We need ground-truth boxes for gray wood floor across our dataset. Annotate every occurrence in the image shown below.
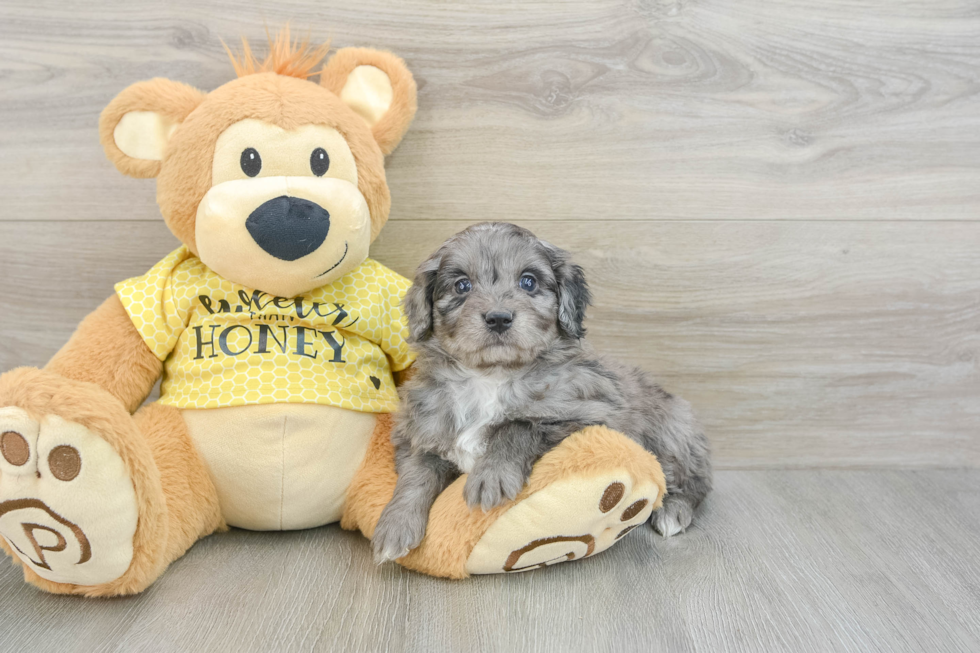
[2,470,978,653]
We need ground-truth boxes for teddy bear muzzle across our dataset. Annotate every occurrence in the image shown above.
[194,175,371,297]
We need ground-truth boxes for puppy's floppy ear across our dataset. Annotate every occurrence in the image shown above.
[542,240,592,339]
[402,251,442,343]
[320,47,417,156]
[99,78,206,178]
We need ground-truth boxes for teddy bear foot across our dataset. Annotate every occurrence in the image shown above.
[0,406,139,587]
[0,367,210,596]
[465,470,659,574]
[388,425,667,578]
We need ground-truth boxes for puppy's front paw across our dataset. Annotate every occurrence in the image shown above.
[464,464,526,512]
[651,496,694,538]
[372,507,427,564]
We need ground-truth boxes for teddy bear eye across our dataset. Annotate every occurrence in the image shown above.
[310,148,330,176]
[240,148,262,177]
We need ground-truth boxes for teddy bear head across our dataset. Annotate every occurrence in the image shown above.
[99,30,417,298]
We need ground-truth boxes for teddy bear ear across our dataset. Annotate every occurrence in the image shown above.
[320,48,417,156]
[99,78,207,178]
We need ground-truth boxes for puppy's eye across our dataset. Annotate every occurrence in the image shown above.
[310,147,330,176]
[455,278,472,294]
[240,148,262,177]
[519,274,537,292]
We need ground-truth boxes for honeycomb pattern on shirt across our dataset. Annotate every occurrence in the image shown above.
[115,247,415,412]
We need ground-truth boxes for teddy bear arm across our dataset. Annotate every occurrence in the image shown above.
[392,363,416,387]
[45,294,162,413]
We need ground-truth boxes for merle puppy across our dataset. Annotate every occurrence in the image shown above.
[373,222,712,563]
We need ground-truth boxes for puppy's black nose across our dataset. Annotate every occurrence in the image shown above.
[485,310,513,334]
[246,196,330,261]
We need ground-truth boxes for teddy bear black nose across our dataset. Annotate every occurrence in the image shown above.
[245,196,330,261]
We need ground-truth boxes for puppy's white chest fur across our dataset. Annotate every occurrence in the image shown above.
[446,370,510,473]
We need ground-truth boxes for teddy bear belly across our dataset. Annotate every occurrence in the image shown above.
[181,403,377,531]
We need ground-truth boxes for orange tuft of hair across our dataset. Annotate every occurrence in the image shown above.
[222,26,330,80]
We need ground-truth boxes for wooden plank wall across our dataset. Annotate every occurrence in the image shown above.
[1,0,977,468]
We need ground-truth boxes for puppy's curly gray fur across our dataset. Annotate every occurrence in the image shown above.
[373,222,713,563]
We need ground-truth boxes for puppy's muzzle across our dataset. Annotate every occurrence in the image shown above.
[246,196,330,261]
[485,310,513,334]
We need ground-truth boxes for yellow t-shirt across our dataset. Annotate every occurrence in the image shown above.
[115,247,415,412]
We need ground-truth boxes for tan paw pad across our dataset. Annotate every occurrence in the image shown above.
[0,407,40,476]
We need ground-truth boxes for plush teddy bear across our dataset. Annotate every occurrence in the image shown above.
[0,30,666,596]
